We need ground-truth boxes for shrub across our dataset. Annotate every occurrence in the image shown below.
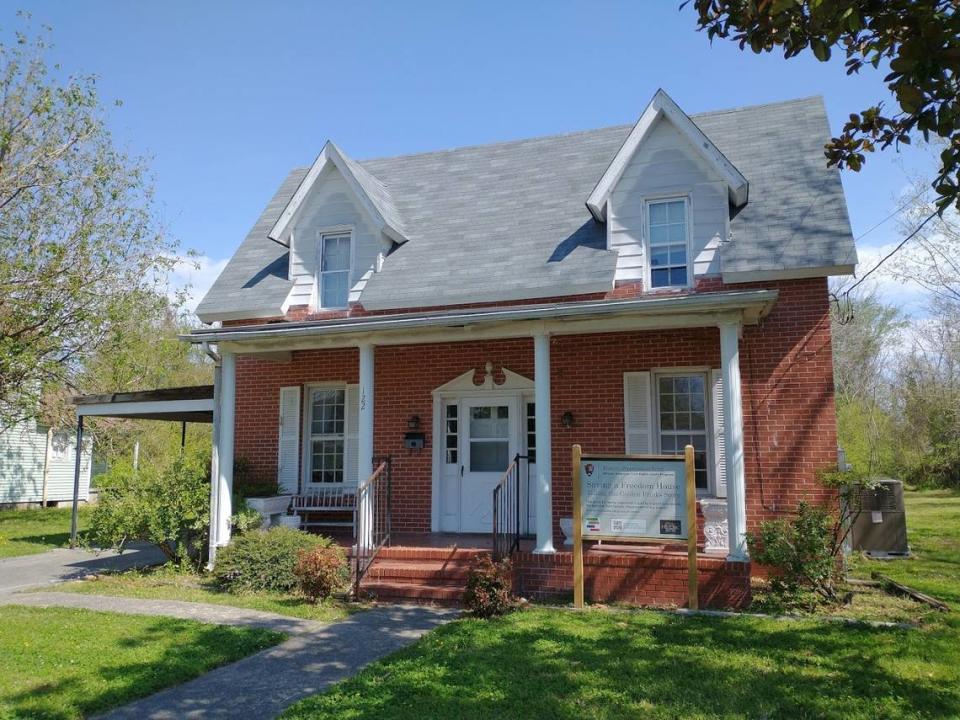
[230,495,263,534]
[213,527,321,593]
[903,444,960,489]
[88,450,210,569]
[233,456,282,498]
[294,540,350,602]
[747,502,839,608]
[463,556,516,618]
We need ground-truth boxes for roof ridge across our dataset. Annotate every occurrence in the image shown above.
[351,96,823,166]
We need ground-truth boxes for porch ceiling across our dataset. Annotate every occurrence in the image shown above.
[184,289,779,354]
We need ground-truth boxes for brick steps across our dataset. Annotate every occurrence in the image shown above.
[357,546,490,604]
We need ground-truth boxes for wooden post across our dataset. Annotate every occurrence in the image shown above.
[572,444,584,609]
[685,444,699,610]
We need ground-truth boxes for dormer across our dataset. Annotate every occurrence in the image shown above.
[267,142,405,313]
[587,90,749,290]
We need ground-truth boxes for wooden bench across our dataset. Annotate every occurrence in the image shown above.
[293,486,356,531]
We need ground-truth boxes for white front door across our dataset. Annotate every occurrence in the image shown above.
[459,397,518,533]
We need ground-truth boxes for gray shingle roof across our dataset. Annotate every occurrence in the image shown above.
[196,96,855,322]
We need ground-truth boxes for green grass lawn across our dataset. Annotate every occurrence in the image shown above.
[55,565,353,623]
[0,605,283,720]
[0,506,90,559]
[282,489,960,720]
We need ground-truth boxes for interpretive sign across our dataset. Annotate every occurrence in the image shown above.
[571,445,698,610]
[579,457,688,540]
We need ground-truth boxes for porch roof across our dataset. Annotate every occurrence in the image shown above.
[72,385,215,422]
[184,289,778,350]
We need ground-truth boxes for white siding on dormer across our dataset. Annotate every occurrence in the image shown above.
[608,117,728,284]
[287,165,392,309]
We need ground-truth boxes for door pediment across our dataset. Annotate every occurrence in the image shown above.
[433,363,534,394]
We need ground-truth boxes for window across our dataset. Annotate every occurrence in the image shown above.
[655,373,709,490]
[445,403,458,464]
[469,405,510,472]
[309,388,345,483]
[647,199,689,288]
[318,232,351,308]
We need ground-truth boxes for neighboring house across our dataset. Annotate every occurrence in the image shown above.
[189,91,855,608]
[0,420,92,507]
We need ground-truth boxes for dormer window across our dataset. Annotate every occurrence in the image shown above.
[318,231,352,308]
[647,198,690,289]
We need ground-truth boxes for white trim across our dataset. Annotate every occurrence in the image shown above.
[76,398,214,417]
[587,89,749,221]
[721,264,857,283]
[268,142,406,246]
[643,195,693,291]
[190,290,778,348]
[431,366,535,395]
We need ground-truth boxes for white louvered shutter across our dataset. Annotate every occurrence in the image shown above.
[344,385,360,485]
[711,370,727,498]
[277,386,301,494]
[623,372,653,454]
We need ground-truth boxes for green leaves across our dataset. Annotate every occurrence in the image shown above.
[687,0,960,211]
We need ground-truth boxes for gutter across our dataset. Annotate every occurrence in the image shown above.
[182,289,779,345]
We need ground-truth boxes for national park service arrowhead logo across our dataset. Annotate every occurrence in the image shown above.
[584,463,594,477]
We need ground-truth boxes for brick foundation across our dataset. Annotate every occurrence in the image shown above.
[513,548,751,609]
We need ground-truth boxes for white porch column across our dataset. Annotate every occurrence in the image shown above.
[207,361,222,566]
[533,332,555,554]
[214,350,236,550]
[357,342,375,549]
[719,321,748,561]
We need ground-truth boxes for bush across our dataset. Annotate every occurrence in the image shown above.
[747,502,839,608]
[230,495,263,535]
[463,556,516,618]
[89,450,210,569]
[903,444,960,489]
[294,541,350,602]
[213,527,321,593]
[233,456,282,498]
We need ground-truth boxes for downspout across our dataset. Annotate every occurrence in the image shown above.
[202,341,222,568]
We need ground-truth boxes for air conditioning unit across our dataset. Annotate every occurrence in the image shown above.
[849,479,909,557]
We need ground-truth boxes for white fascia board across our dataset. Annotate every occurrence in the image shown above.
[77,398,215,418]
[184,290,779,349]
[267,142,406,246]
[722,264,856,283]
[196,306,285,324]
[587,89,749,221]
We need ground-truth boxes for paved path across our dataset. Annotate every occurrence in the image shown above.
[3,590,457,720]
[0,544,166,594]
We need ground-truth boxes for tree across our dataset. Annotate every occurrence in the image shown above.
[686,1,960,213]
[0,17,179,428]
[831,291,903,473]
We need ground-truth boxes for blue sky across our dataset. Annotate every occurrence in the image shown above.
[14,1,933,312]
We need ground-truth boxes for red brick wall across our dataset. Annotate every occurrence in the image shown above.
[232,277,837,543]
[513,550,751,609]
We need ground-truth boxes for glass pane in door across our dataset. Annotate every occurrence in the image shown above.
[469,405,509,472]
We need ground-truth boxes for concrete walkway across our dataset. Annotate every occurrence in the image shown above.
[0,544,166,594]
[2,590,456,720]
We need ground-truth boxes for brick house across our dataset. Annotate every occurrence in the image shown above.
[188,91,855,608]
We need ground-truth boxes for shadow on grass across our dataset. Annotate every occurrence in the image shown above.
[1,614,280,720]
[284,610,960,720]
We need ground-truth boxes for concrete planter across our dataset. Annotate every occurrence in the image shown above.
[277,514,301,529]
[246,495,292,527]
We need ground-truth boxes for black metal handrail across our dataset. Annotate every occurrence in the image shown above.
[353,456,392,598]
[492,453,526,561]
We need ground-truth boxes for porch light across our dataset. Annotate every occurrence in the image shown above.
[407,415,421,430]
[562,411,575,428]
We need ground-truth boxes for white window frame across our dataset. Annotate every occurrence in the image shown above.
[315,228,354,310]
[652,368,714,496]
[644,195,692,291]
[302,382,349,486]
